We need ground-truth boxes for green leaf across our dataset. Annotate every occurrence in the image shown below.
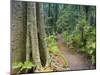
[12,62,23,69]
[91,43,95,48]
[89,50,93,55]
[22,61,36,69]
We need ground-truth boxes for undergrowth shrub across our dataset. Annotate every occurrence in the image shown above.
[45,35,59,54]
[61,18,96,65]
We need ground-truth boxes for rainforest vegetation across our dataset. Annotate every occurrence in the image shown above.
[11,1,96,74]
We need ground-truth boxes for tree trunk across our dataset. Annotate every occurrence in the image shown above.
[36,3,50,67]
[11,2,50,73]
[11,1,27,73]
[26,2,31,61]
[27,2,42,69]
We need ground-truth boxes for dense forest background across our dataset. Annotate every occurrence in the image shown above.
[11,1,96,74]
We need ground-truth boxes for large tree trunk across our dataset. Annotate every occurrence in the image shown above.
[36,3,50,67]
[26,2,31,61]
[11,1,27,73]
[11,1,50,73]
[27,2,42,69]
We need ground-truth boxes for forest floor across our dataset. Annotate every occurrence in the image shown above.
[50,34,95,72]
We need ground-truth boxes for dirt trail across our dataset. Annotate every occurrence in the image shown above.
[56,34,93,70]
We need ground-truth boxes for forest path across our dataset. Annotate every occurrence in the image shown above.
[56,34,92,70]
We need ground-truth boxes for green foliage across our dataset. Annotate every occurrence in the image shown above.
[44,3,96,67]
[56,13,69,32]
[12,61,36,73]
[78,18,96,64]
[61,15,96,65]
[56,5,80,33]
[22,61,36,69]
[12,62,23,69]
[45,35,59,54]
[62,31,81,48]
[84,27,96,64]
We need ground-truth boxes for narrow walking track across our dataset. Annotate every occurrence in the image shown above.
[56,34,93,70]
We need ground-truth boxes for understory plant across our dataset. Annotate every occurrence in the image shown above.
[12,61,36,73]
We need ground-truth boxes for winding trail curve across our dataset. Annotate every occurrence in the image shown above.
[56,34,94,70]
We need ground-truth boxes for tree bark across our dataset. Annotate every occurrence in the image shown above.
[26,2,31,61]
[36,3,50,67]
[11,2,50,73]
[11,1,27,73]
[27,2,42,69]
